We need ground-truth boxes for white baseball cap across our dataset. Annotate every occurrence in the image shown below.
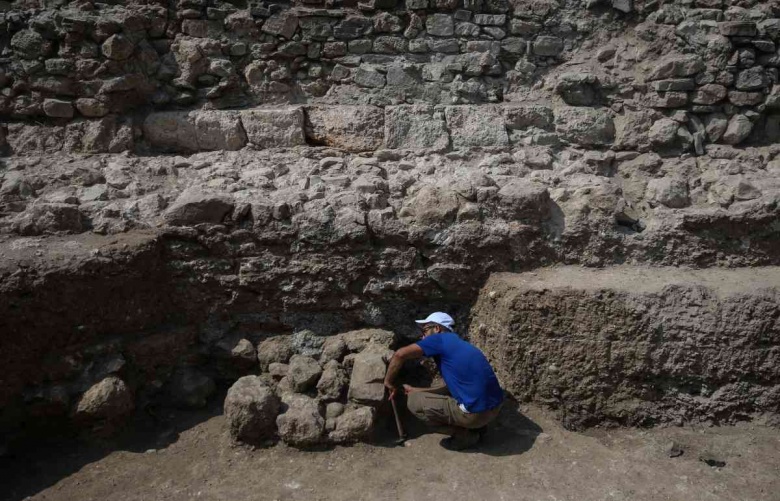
[415,312,454,330]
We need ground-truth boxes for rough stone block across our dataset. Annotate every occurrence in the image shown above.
[261,11,298,39]
[426,14,454,37]
[277,394,325,447]
[164,188,234,226]
[554,107,615,146]
[504,104,554,130]
[193,111,247,151]
[240,108,306,148]
[143,111,199,153]
[532,36,563,56]
[445,105,509,148]
[305,106,384,152]
[649,54,705,80]
[385,105,450,150]
[43,99,74,118]
[347,352,387,405]
[224,376,280,444]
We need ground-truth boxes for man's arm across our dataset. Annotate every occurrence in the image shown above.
[384,344,424,399]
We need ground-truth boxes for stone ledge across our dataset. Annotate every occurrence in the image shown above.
[6,105,572,155]
[470,266,780,429]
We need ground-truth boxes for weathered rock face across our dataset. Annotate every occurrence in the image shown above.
[224,376,280,445]
[470,267,780,430]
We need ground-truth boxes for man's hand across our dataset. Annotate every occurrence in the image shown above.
[403,384,417,395]
[385,382,396,400]
[384,344,424,402]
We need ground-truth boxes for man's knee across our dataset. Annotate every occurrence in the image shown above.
[407,392,426,419]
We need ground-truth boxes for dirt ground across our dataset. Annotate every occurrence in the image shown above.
[2,398,779,501]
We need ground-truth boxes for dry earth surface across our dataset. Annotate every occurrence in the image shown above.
[2,401,778,501]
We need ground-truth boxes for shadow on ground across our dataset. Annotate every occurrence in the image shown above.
[0,388,229,501]
[374,395,542,457]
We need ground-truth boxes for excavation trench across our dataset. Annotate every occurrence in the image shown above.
[2,228,778,455]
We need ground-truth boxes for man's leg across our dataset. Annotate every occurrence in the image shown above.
[407,392,503,449]
[406,391,461,436]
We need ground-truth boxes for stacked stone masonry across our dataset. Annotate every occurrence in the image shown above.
[2,1,780,152]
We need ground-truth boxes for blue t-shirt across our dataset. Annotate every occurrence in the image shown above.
[416,332,504,413]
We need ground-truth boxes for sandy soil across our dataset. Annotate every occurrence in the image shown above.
[2,399,778,501]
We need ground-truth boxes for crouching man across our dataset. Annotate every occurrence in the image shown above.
[384,312,504,450]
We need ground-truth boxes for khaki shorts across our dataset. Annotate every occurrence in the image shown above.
[406,386,502,436]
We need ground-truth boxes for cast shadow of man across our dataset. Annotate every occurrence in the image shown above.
[472,397,543,457]
[385,394,542,457]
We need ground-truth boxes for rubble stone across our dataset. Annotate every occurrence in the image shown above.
[276,394,325,447]
[224,376,280,444]
[75,376,134,422]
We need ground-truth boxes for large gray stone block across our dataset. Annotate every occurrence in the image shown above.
[384,105,449,150]
[142,111,199,153]
[240,108,306,148]
[305,106,384,152]
[445,105,509,148]
[554,107,615,146]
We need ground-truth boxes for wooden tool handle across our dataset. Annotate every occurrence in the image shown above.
[390,395,406,439]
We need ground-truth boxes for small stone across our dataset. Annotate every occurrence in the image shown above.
[647,177,690,208]
[473,14,506,26]
[257,335,294,371]
[666,441,684,458]
[728,91,764,106]
[736,67,768,91]
[691,84,727,105]
[75,98,109,118]
[261,11,298,39]
[426,14,455,37]
[722,114,753,145]
[101,34,135,60]
[719,21,756,37]
[532,36,564,57]
[317,360,348,401]
[649,118,680,147]
[43,99,74,118]
[354,66,386,88]
[163,188,234,226]
[649,54,705,80]
[288,355,322,393]
[75,376,134,423]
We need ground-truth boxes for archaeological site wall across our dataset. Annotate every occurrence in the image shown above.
[1,0,779,446]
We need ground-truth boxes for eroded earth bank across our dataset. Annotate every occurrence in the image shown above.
[1,0,780,498]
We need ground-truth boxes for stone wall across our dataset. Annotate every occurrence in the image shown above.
[2,1,780,154]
